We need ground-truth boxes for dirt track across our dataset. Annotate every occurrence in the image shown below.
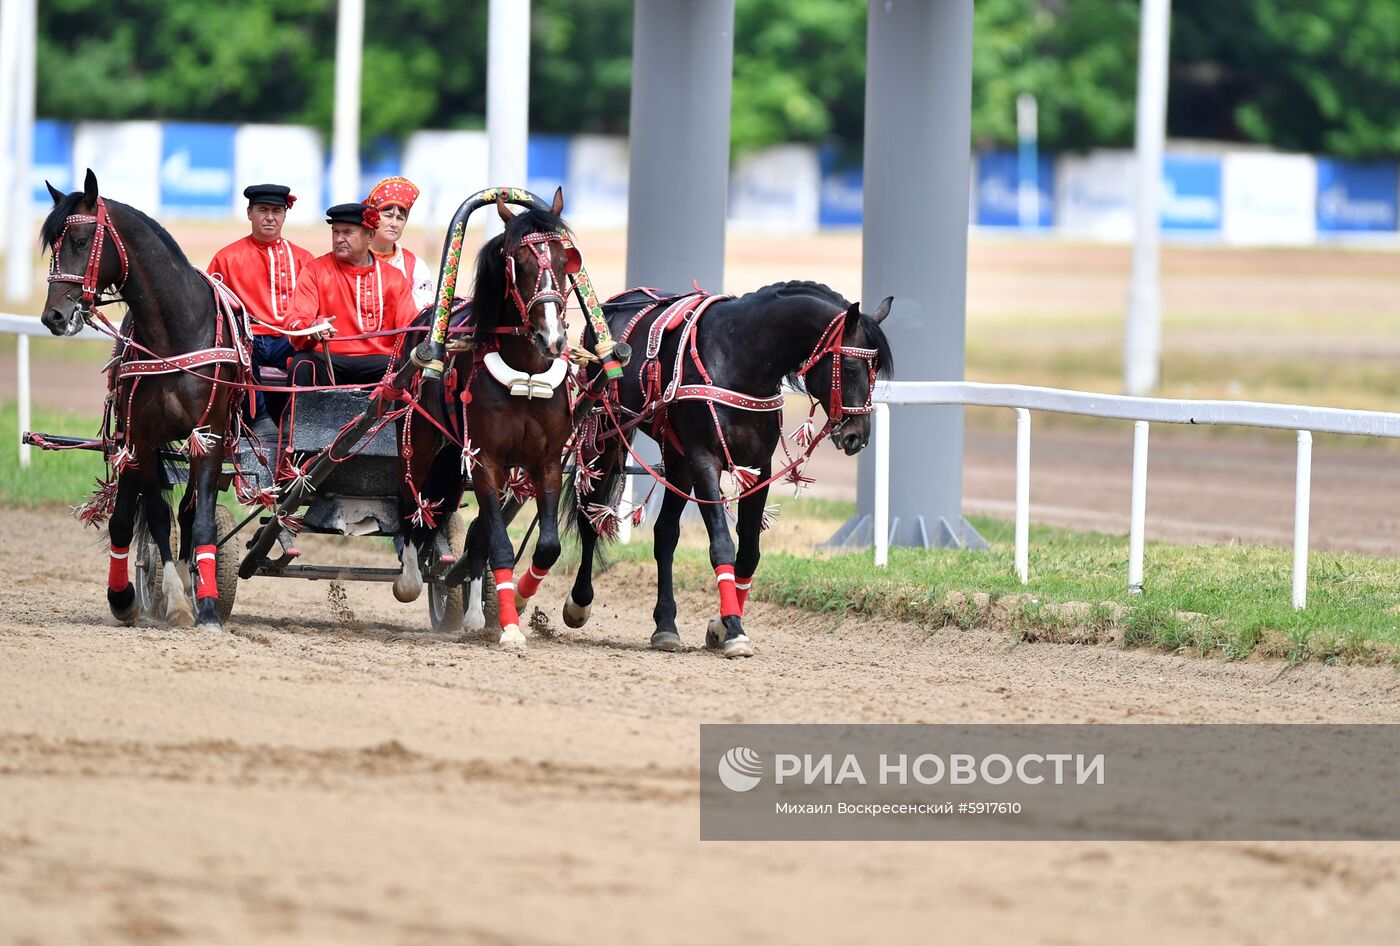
[3,503,1400,945]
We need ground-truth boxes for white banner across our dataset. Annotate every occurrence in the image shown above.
[233,125,324,222]
[1055,150,1135,240]
[402,130,490,230]
[1222,152,1317,245]
[71,122,162,212]
[565,135,630,228]
[728,144,821,233]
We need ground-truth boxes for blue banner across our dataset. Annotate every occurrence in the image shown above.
[975,150,1053,227]
[31,119,73,209]
[528,135,569,202]
[1316,158,1398,233]
[818,147,863,227]
[160,122,236,217]
[1161,154,1221,232]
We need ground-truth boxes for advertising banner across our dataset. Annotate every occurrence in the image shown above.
[1054,150,1134,239]
[402,130,490,229]
[974,150,1054,228]
[528,135,569,204]
[160,122,236,217]
[233,125,324,221]
[1316,158,1398,234]
[818,146,863,227]
[565,135,629,228]
[1160,153,1222,232]
[31,119,73,210]
[72,121,162,212]
[1222,152,1317,245]
[728,144,821,233]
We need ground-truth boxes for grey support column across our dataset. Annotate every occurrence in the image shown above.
[625,0,735,291]
[830,0,984,550]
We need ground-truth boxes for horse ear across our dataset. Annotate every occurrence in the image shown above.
[46,181,65,206]
[83,168,99,205]
[870,296,893,325]
[550,186,565,216]
[496,192,514,224]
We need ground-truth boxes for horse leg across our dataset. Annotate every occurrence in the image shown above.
[689,456,753,658]
[563,444,622,628]
[188,453,224,631]
[649,468,693,652]
[393,422,438,604]
[462,515,491,634]
[473,462,527,651]
[144,475,192,627]
[513,465,562,616]
[176,485,195,596]
[731,477,771,628]
[105,471,142,625]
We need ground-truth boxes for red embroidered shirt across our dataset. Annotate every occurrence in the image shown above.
[207,235,315,336]
[284,253,420,356]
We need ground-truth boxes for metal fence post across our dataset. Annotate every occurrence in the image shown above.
[873,403,890,567]
[17,332,30,467]
[1293,430,1312,609]
[1014,408,1030,583]
[1128,420,1150,593]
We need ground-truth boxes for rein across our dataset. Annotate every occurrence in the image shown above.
[48,197,130,312]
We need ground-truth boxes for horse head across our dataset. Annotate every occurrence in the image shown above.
[39,169,129,337]
[495,187,578,360]
[804,296,894,455]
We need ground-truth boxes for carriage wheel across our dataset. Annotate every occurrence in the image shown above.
[427,511,466,632]
[132,506,170,621]
[209,504,239,623]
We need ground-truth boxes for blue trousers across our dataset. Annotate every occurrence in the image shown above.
[251,335,295,419]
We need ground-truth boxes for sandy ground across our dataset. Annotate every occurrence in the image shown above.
[3,504,1400,945]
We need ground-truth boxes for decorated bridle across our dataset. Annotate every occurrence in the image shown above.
[794,309,879,426]
[502,230,581,328]
[47,197,130,313]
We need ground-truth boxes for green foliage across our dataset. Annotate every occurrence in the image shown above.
[33,0,1400,158]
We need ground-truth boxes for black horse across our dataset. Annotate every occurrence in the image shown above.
[40,170,243,631]
[567,281,892,657]
[395,190,579,651]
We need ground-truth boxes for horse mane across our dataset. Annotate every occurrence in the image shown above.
[742,280,894,390]
[469,205,569,337]
[39,191,192,267]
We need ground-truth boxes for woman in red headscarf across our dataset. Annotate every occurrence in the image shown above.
[365,176,436,310]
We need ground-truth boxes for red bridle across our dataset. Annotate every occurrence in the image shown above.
[47,197,130,312]
[502,230,580,325]
[794,309,879,424]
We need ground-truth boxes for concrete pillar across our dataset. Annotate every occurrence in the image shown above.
[832,0,984,550]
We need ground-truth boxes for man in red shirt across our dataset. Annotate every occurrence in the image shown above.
[283,202,421,393]
[208,184,314,439]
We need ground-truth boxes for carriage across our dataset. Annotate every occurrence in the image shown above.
[29,174,889,656]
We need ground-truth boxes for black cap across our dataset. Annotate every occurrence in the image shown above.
[325,202,377,228]
[243,184,295,208]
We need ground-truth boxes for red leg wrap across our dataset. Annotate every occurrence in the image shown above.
[195,545,219,599]
[108,544,130,593]
[494,567,519,626]
[715,563,740,618]
[735,574,753,616]
[517,563,550,600]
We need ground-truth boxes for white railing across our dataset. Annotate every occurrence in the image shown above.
[872,380,1400,610]
[1,312,107,468]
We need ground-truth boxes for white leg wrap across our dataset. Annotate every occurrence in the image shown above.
[464,577,486,632]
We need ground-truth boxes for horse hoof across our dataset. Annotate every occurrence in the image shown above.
[562,594,591,629]
[463,608,486,634]
[705,618,725,651]
[722,634,754,659]
[498,625,528,653]
[650,629,683,652]
[392,574,423,603]
[166,606,195,628]
[108,587,138,626]
[197,620,224,633]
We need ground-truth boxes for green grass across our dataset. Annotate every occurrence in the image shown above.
[1,403,108,507]
[602,508,1400,666]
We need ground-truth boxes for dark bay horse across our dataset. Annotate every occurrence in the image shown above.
[396,189,578,651]
[40,170,244,631]
[568,282,893,657]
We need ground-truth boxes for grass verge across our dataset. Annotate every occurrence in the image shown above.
[603,506,1400,666]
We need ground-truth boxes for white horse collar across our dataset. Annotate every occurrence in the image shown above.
[483,351,568,399]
